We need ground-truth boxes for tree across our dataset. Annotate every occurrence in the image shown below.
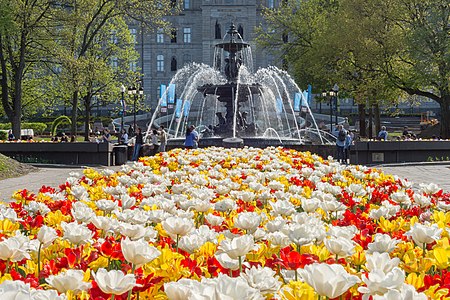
[383,0,450,138]
[0,0,55,138]
[259,0,450,138]
[49,0,176,138]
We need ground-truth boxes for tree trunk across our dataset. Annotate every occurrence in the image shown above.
[440,96,450,139]
[358,103,366,137]
[12,69,23,139]
[368,105,373,139]
[84,95,91,141]
[70,91,78,137]
[374,103,381,135]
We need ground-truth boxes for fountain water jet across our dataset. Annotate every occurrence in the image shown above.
[145,23,332,147]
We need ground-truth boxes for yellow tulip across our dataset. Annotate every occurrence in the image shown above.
[279,281,316,300]
[89,256,109,269]
[431,247,450,269]
[423,284,450,300]
[0,219,20,234]
[45,210,72,227]
[406,272,425,290]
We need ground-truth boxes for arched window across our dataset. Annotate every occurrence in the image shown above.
[238,25,244,39]
[171,57,177,71]
[157,55,164,72]
[171,28,177,43]
[215,20,221,39]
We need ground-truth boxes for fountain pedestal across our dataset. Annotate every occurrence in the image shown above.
[222,137,244,148]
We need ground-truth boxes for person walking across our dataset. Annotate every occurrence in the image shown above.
[159,125,167,152]
[184,125,199,149]
[344,130,353,165]
[132,127,143,161]
[333,124,347,164]
[378,126,388,141]
[149,129,160,156]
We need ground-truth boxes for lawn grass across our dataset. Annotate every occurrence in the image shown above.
[0,154,37,180]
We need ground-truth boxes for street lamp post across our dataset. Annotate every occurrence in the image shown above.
[322,84,339,132]
[120,85,126,132]
[332,84,339,126]
[127,84,144,136]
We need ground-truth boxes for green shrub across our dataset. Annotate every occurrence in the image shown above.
[0,131,7,140]
[51,116,72,136]
[0,122,47,134]
[22,122,47,135]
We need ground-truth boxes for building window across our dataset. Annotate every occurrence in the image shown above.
[157,55,164,72]
[171,57,177,71]
[238,25,244,39]
[215,20,221,39]
[171,28,177,43]
[130,61,137,72]
[184,0,190,9]
[156,28,164,43]
[183,27,191,43]
[110,30,117,44]
[111,57,118,68]
[129,28,137,44]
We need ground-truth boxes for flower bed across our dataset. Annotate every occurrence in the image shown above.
[0,146,449,299]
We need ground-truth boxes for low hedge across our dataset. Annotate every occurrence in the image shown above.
[0,123,48,135]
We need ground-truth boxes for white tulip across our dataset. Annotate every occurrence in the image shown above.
[405,223,442,248]
[219,235,255,259]
[365,252,400,273]
[234,212,261,233]
[324,236,355,258]
[37,225,58,248]
[71,202,95,223]
[0,235,31,262]
[179,234,207,254]
[92,268,140,295]
[46,269,91,294]
[367,233,400,254]
[205,213,224,226]
[162,216,194,237]
[240,266,282,295]
[96,199,119,212]
[298,263,360,298]
[121,237,160,267]
[215,252,241,270]
[358,267,405,298]
[61,222,93,245]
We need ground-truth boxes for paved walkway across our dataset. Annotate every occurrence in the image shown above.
[0,165,123,202]
[0,163,449,202]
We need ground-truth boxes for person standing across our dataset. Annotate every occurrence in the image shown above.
[7,130,15,141]
[184,125,199,149]
[344,131,353,165]
[102,129,111,143]
[119,129,128,145]
[149,129,160,156]
[378,126,388,141]
[132,127,143,161]
[159,125,167,152]
[333,124,347,164]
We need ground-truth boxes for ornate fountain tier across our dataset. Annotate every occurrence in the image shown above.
[215,41,250,53]
[197,83,261,102]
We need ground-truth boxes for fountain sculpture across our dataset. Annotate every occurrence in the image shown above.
[146,23,336,147]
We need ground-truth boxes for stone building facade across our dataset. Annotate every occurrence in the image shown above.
[129,0,279,109]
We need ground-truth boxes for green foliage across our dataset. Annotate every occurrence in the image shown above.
[0,131,6,140]
[50,116,72,136]
[0,122,46,134]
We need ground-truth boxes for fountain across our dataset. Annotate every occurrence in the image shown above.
[145,23,336,148]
